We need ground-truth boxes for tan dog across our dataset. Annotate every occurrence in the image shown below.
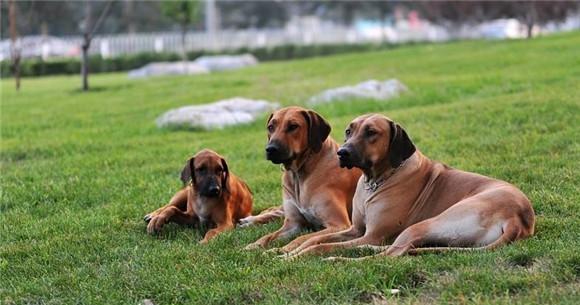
[284,114,535,259]
[244,107,362,252]
[144,149,253,243]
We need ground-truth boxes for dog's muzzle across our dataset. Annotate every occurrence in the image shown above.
[265,142,292,164]
[200,182,221,198]
[337,146,356,169]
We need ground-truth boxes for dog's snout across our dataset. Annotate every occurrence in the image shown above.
[265,144,279,154]
[265,141,291,164]
[337,145,356,169]
[208,185,221,196]
[337,147,350,157]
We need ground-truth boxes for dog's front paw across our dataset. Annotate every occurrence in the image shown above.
[146,215,167,234]
[262,247,283,255]
[143,209,163,223]
[237,216,256,228]
[244,242,263,250]
[278,253,297,261]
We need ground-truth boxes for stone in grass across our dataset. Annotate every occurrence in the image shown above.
[156,97,279,130]
[128,62,209,79]
[307,79,408,105]
[128,54,258,79]
[194,54,258,72]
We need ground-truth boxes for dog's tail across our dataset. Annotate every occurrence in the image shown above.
[238,205,284,227]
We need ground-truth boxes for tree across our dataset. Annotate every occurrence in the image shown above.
[514,1,579,39]
[374,1,394,44]
[8,0,21,91]
[0,1,174,37]
[79,0,114,91]
[217,0,288,29]
[161,0,200,61]
[415,1,580,39]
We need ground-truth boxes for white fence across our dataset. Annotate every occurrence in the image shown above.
[66,27,379,58]
[1,14,579,61]
[0,25,469,61]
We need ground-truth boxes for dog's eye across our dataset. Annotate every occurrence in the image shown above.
[366,129,377,137]
[287,124,299,132]
[345,129,351,137]
[267,125,275,132]
[196,167,206,173]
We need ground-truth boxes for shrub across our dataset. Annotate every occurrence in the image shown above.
[0,42,396,78]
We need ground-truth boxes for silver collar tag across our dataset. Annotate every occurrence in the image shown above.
[364,178,384,193]
[363,159,408,193]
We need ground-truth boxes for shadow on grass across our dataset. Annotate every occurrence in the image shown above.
[69,83,135,94]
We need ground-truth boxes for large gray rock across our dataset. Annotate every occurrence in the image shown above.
[307,79,408,105]
[128,54,258,79]
[128,62,209,79]
[194,54,258,72]
[156,97,279,130]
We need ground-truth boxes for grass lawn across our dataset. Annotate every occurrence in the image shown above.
[1,32,579,305]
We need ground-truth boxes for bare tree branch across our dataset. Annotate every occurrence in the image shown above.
[90,0,114,39]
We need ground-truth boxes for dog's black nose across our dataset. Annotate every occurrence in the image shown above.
[208,186,220,196]
[337,147,350,157]
[265,144,279,154]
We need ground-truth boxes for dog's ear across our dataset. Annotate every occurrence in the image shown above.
[266,113,273,125]
[388,121,416,168]
[180,157,195,185]
[220,157,230,192]
[301,110,331,153]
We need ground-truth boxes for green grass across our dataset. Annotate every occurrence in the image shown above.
[1,32,579,305]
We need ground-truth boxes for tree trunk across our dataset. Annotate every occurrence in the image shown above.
[181,22,187,61]
[79,0,113,91]
[124,0,136,34]
[8,0,21,91]
[525,2,537,39]
[380,5,388,44]
[81,1,92,91]
[526,22,533,39]
[342,2,354,27]
[81,34,91,91]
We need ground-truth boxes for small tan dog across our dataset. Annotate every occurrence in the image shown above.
[144,149,253,243]
[244,107,362,252]
[284,114,535,259]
